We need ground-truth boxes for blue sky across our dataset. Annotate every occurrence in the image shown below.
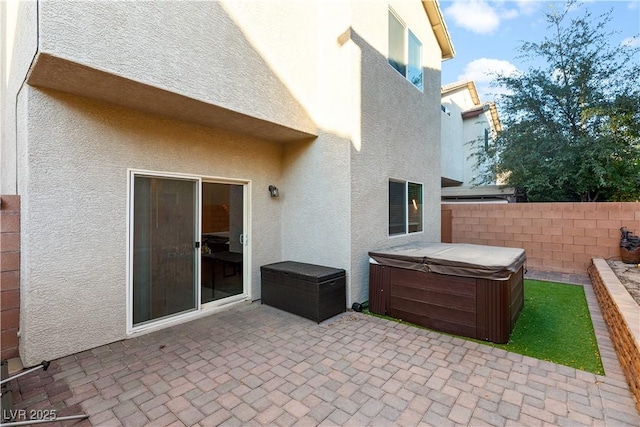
[439,0,640,101]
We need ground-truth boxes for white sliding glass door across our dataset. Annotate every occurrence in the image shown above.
[200,182,246,304]
[130,173,200,328]
[128,171,250,332]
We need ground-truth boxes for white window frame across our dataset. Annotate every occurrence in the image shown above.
[388,8,424,92]
[389,178,424,237]
[126,169,202,334]
[407,30,423,91]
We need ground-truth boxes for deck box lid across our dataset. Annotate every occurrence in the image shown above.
[369,242,525,280]
[261,261,345,282]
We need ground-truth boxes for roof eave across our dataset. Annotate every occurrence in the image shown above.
[488,102,502,132]
[422,0,456,61]
[441,81,480,105]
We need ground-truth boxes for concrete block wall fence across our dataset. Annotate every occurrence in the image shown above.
[1,195,20,360]
[442,202,640,274]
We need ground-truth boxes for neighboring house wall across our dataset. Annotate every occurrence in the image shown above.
[440,104,464,183]
[440,82,497,187]
[4,0,448,365]
[462,110,493,185]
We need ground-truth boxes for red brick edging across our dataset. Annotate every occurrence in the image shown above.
[588,258,640,412]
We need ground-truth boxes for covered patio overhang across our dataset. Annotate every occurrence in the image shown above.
[26,52,318,143]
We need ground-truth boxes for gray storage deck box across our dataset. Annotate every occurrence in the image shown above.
[260,261,346,323]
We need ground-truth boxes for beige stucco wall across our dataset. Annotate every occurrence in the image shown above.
[348,0,443,304]
[280,0,445,305]
[279,2,354,301]
[36,1,316,138]
[242,0,448,305]
[18,88,285,366]
[8,0,446,363]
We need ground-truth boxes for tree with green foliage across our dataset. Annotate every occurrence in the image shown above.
[473,1,640,202]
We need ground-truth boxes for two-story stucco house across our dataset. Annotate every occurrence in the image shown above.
[440,80,517,203]
[1,0,454,366]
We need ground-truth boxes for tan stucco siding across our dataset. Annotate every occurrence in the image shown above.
[18,88,285,366]
[281,135,352,301]
[349,0,443,305]
[279,1,354,303]
[12,0,447,363]
[36,0,317,138]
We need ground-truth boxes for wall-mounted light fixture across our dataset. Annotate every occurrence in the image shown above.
[268,185,279,198]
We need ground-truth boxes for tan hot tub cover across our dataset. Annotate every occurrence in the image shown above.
[369,242,526,281]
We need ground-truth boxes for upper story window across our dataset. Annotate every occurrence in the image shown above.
[388,10,423,91]
[389,179,423,236]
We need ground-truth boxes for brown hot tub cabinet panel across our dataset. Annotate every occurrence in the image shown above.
[369,243,525,344]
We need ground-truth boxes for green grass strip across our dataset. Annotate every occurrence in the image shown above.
[492,280,603,374]
[365,279,604,375]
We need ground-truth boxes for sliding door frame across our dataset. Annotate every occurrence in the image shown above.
[201,177,252,309]
[126,169,252,335]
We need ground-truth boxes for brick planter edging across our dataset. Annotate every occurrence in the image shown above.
[588,258,640,412]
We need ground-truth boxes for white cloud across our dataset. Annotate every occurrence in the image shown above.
[621,36,640,48]
[512,0,539,16]
[458,58,519,100]
[444,0,501,34]
[458,58,519,82]
[443,0,542,34]
[500,8,519,20]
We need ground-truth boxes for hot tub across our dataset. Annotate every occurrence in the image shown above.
[368,243,525,344]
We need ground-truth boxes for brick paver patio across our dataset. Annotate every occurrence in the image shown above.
[6,271,640,426]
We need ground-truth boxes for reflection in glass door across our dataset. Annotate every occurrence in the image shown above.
[200,182,244,304]
[132,175,199,327]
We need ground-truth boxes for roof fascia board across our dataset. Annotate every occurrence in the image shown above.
[441,80,480,105]
[422,0,455,61]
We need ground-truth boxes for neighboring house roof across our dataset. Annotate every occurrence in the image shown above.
[442,177,463,187]
[441,80,479,104]
[461,104,488,118]
[487,103,501,132]
[442,80,501,132]
[462,103,502,132]
[442,185,518,203]
[422,0,455,60]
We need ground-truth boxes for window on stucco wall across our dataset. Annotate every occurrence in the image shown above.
[484,128,490,150]
[388,9,423,91]
[389,179,423,236]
